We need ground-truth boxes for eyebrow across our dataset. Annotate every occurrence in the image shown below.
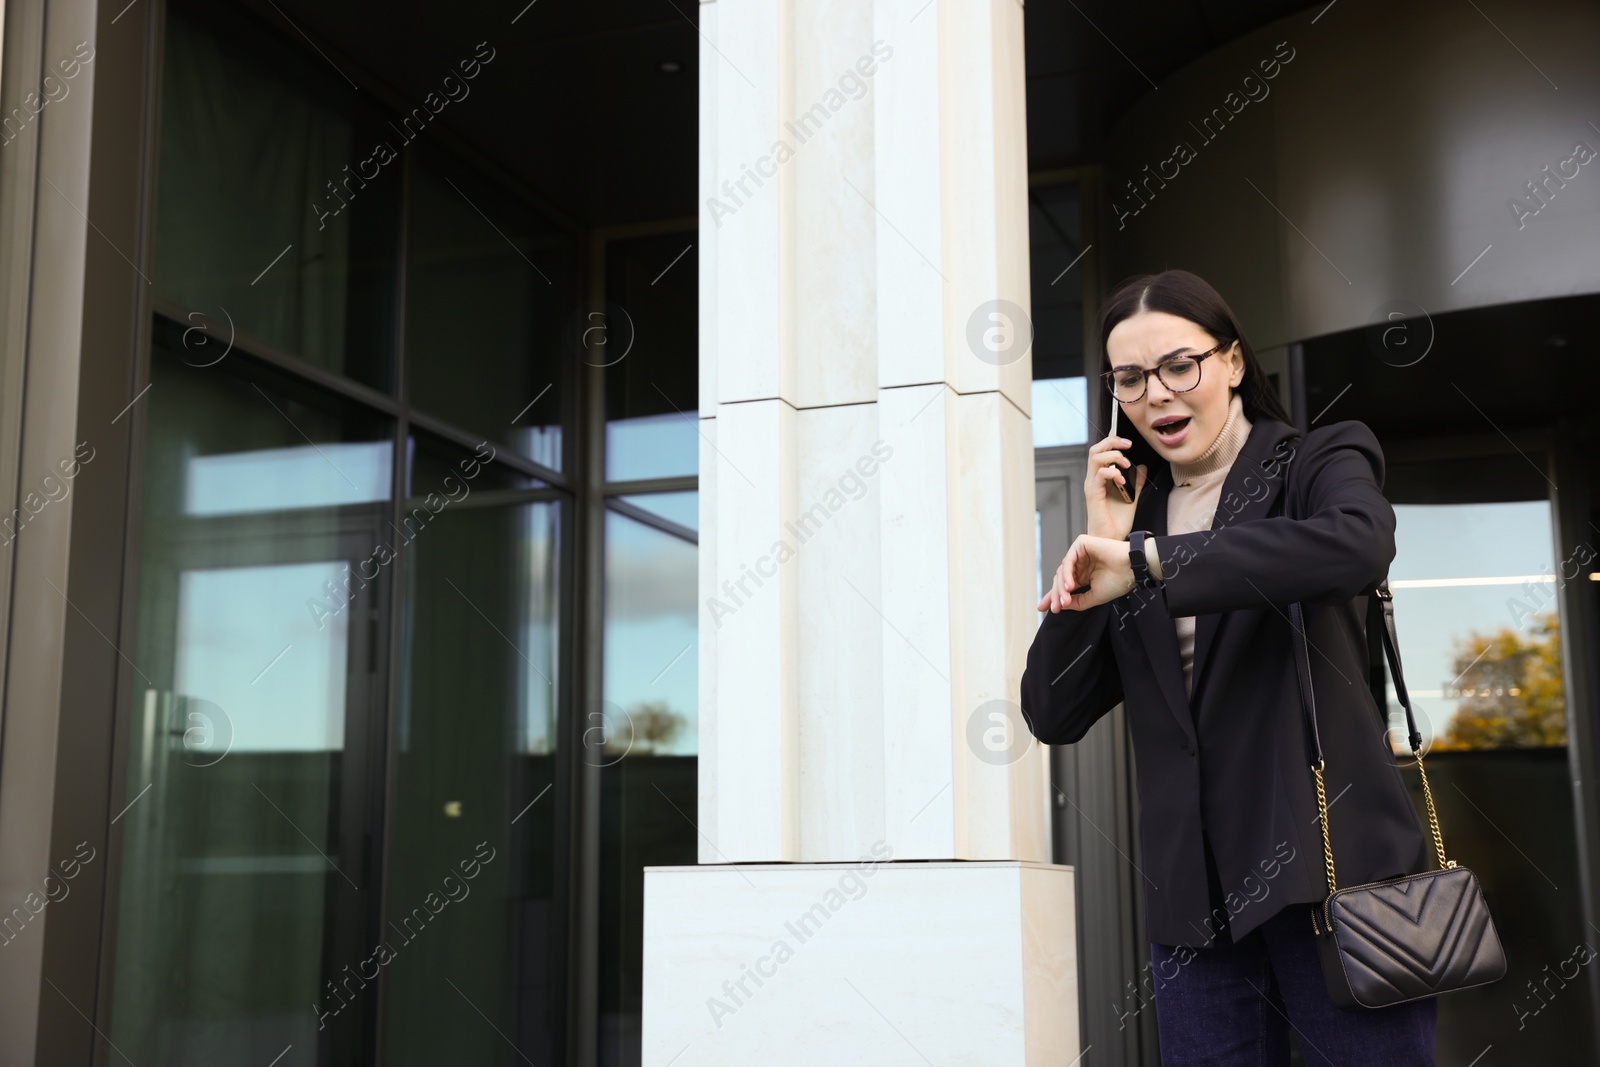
[1107,346,1198,373]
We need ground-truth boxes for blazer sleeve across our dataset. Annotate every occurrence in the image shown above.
[1020,599,1123,745]
[1152,420,1397,615]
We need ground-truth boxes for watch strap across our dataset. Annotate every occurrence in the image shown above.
[1129,529,1161,589]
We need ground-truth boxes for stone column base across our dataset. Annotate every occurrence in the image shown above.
[643,859,1079,1065]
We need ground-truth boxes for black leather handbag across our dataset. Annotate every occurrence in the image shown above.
[1287,585,1508,1010]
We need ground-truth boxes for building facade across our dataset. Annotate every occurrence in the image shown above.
[0,0,1595,1064]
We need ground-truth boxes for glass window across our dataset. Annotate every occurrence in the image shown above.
[615,491,697,533]
[184,442,391,516]
[601,507,697,757]
[1028,180,1091,448]
[598,501,698,1064]
[1028,180,1086,381]
[1388,499,1565,751]
[404,428,546,498]
[1032,377,1090,447]
[603,233,698,482]
[154,3,399,390]
[382,434,562,1066]
[109,323,395,1065]
[405,149,570,471]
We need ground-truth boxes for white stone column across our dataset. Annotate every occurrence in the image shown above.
[646,0,1077,1060]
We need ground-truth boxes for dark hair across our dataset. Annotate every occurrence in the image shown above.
[1098,269,1294,472]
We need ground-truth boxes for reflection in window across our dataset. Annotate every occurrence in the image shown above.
[154,3,397,389]
[405,152,568,470]
[1028,181,1086,368]
[599,498,698,1065]
[1388,500,1566,750]
[616,491,697,533]
[110,338,393,1064]
[602,509,697,756]
[606,413,698,484]
[385,489,562,1066]
[184,442,391,516]
[603,233,697,482]
[175,563,349,751]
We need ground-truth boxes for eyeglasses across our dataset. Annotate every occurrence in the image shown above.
[1101,340,1233,403]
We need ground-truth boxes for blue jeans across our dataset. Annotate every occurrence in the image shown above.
[1148,901,1439,1066]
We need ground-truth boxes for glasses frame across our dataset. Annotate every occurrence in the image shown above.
[1101,340,1234,403]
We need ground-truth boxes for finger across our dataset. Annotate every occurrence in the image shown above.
[1088,436,1132,459]
[1096,465,1128,490]
[1065,541,1084,591]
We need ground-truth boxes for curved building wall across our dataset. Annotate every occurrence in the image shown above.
[1101,0,1600,348]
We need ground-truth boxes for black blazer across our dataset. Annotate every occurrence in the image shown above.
[1021,415,1427,949]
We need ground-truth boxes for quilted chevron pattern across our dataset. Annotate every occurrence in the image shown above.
[1315,867,1507,1009]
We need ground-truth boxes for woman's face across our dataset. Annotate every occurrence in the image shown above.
[1105,310,1246,465]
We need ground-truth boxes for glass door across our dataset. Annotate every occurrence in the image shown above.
[1383,452,1594,1066]
[107,337,394,1064]
[379,436,565,1067]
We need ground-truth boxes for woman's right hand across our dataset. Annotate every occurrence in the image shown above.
[1084,434,1147,541]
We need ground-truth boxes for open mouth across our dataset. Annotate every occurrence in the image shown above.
[1152,416,1192,443]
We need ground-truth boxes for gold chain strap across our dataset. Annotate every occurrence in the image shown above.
[1314,745,1454,910]
[1313,759,1337,892]
[1307,582,1456,939]
[1412,747,1454,870]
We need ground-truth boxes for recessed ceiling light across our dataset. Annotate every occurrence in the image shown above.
[660,61,683,74]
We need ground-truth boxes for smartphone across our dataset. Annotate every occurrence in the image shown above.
[1109,402,1134,504]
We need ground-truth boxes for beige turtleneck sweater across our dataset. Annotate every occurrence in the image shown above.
[1145,391,1252,698]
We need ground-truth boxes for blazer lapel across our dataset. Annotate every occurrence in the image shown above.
[1187,419,1301,699]
[1123,469,1197,745]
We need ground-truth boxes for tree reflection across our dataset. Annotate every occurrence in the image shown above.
[1438,609,1565,749]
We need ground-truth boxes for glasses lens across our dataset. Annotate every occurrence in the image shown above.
[1112,369,1145,401]
[1158,357,1200,391]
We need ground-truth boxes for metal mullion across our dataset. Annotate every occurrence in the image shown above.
[144,300,575,492]
[369,138,413,1067]
[564,229,608,1067]
[543,425,581,1067]
[1540,429,1600,1056]
[602,496,696,547]
[403,407,570,489]
[399,485,569,513]
[88,2,169,1062]
[602,475,697,496]
[150,296,404,417]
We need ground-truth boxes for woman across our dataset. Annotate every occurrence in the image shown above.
[1020,270,1438,1065]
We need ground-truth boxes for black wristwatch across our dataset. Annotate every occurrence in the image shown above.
[1128,529,1162,590]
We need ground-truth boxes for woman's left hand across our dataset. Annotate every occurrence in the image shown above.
[1037,534,1136,613]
